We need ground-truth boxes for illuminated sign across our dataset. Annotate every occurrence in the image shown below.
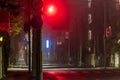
[46,40,50,48]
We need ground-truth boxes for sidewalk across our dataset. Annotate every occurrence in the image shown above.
[4,71,32,80]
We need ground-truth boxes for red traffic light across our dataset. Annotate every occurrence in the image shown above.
[43,0,66,20]
[105,27,111,37]
[45,4,57,16]
[43,0,69,30]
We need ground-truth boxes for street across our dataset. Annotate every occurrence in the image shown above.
[5,69,120,80]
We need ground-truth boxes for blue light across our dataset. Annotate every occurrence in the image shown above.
[46,40,50,48]
[23,38,28,44]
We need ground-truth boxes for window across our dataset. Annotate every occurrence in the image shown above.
[115,0,120,10]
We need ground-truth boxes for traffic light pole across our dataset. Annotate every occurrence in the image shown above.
[103,0,107,69]
[31,0,43,80]
[32,27,42,80]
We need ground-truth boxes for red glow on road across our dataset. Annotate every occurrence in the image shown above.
[43,71,87,80]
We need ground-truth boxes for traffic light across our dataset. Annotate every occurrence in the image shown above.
[43,0,69,30]
[45,4,57,16]
[43,0,63,20]
[105,26,111,37]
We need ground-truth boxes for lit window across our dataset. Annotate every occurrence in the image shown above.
[88,30,92,40]
[117,39,120,44]
[0,37,3,42]
[88,0,92,8]
[115,0,120,10]
[88,13,92,24]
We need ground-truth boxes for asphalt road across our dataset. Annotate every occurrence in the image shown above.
[4,69,120,80]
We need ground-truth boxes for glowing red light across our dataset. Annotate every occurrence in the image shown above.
[48,5,54,13]
[43,0,69,30]
[47,5,57,16]
[43,0,62,17]
[106,28,111,37]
